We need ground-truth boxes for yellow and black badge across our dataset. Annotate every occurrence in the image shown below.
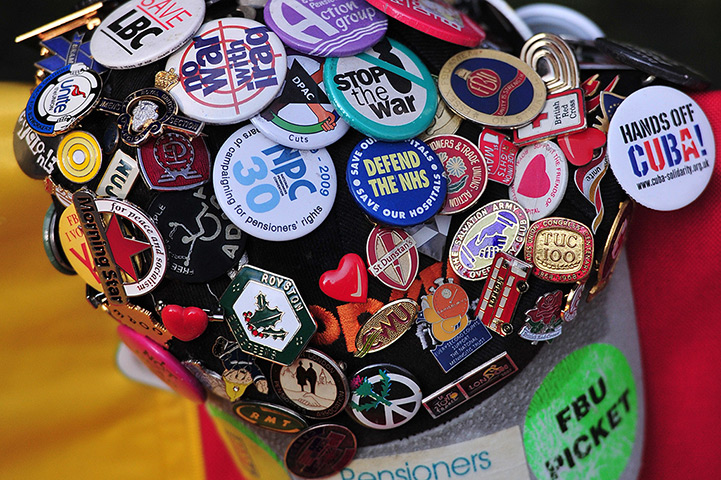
[57,130,102,184]
[438,49,546,128]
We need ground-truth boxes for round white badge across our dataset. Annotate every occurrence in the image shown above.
[509,141,568,220]
[607,86,714,211]
[213,124,337,241]
[166,18,287,124]
[90,0,206,69]
[251,55,349,149]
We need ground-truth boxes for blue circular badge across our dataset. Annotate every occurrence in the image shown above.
[324,38,437,141]
[347,137,446,226]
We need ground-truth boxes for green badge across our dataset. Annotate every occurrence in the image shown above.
[220,265,316,365]
[524,343,638,480]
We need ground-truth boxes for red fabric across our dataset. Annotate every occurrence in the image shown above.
[629,91,721,480]
[198,405,245,480]
[200,92,721,479]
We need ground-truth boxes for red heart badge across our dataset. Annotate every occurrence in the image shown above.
[161,305,209,342]
[319,253,368,303]
[558,128,607,166]
[517,154,551,198]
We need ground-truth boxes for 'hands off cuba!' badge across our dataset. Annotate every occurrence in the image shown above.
[347,137,446,227]
[213,125,336,241]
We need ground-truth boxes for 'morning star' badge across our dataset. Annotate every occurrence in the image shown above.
[220,265,316,366]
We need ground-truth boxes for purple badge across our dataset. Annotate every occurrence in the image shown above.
[264,0,387,57]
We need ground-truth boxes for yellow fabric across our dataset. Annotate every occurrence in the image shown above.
[0,83,205,480]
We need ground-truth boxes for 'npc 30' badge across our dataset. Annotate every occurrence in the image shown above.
[213,125,336,241]
[166,18,287,124]
[347,137,446,227]
[220,265,317,365]
[25,63,102,136]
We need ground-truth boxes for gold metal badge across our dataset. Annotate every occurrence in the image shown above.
[524,217,593,283]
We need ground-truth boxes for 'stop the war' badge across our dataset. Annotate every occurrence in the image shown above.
[25,63,102,136]
[324,38,437,141]
[264,0,387,57]
[220,265,317,366]
[90,0,206,69]
[166,18,287,124]
[438,49,546,128]
[606,86,715,211]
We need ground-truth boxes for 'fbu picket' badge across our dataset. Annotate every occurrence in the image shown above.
[166,18,287,124]
[607,85,714,211]
[90,0,206,69]
[213,125,336,241]
[347,137,446,227]
[324,38,437,141]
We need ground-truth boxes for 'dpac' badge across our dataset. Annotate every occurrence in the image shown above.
[250,55,350,150]
[90,0,206,69]
[166,18,287,124]
[324,38,437,141]
[438,49,546,128]
[607,86,715,211]
[347,137,446,227]
[213,125,336,241]
[264,0,387,57]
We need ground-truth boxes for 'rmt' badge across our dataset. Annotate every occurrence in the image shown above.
[220,265,317,366]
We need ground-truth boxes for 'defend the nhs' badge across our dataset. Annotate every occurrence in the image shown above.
[213,125,336,241]
[166,18,287,124]
[325,38,437,141]
[347,137,446,227]
[220,265,317,366]
[439,49,546,128]
[25,63,102,136]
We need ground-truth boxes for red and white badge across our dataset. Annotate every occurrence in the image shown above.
[90,0,206,69]
[606,85,715,211]
[478,128,517,185]
[137,131,210,190]
[513,89,587,146]
[509,141,568,220]
[166,18,287,124]
[366,226,419,291]
[426,134,487,214]
[367,0,485,47]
